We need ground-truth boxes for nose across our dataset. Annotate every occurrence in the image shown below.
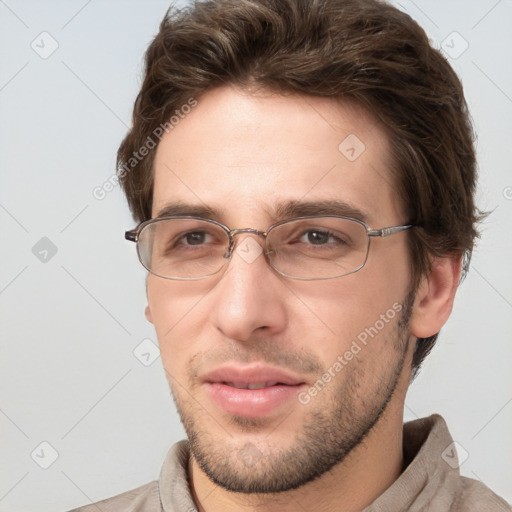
[210,235,288,342]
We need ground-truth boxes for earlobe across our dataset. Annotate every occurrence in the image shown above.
[145,304,153,324]
[409,256,462,339]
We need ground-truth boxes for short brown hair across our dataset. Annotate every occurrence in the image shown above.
[118,0,480,374]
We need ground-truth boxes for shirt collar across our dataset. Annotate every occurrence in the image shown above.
[363,414,461,511]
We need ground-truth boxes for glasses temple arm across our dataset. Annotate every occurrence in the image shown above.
[367,225,413,238]
[125,230,138,242]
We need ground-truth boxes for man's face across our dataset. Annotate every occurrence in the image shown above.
[146,86,414,493]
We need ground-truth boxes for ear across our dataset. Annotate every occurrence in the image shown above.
[144,276,153,323]
[409,256,462,338]
[145,304,153,324]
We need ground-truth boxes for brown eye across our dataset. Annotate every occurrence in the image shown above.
[183,231,208,245]
[300,230,339,245]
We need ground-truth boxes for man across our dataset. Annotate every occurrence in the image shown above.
[72,0,510,510]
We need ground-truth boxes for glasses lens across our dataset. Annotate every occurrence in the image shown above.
[137,218,230,279]
[267,217,369,279]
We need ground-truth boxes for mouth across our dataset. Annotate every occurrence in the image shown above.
[203,365,307,418]
[223,380,292,389]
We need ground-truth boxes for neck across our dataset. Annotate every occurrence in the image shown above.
[189,399,406,512]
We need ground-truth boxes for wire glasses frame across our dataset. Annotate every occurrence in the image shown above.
[125,215,413,281]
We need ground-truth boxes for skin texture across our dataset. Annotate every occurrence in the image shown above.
[145,86,460,512]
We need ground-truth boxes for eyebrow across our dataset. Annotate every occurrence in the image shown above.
[155,202,222,220]
[271,199,368,222]
[154,199,369,224]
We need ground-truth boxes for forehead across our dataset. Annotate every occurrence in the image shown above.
[152,86,403,227]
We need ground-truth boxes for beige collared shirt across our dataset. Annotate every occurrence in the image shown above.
[69,415,511,511]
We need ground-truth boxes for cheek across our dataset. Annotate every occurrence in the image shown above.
[289,269,409,365]
[294,272,405,330]
[147,279,210,369]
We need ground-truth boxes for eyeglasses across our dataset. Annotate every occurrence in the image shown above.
[125,216,413,281]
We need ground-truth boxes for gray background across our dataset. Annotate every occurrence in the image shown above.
[0,1,511,510]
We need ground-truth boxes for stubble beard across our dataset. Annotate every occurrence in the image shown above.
[170,293,414,494]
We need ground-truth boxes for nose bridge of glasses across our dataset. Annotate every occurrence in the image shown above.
[224,227,267,258]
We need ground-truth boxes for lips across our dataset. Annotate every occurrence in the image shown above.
[224,381,281,389]
[204,366,305,387]
[203,365,306,418]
